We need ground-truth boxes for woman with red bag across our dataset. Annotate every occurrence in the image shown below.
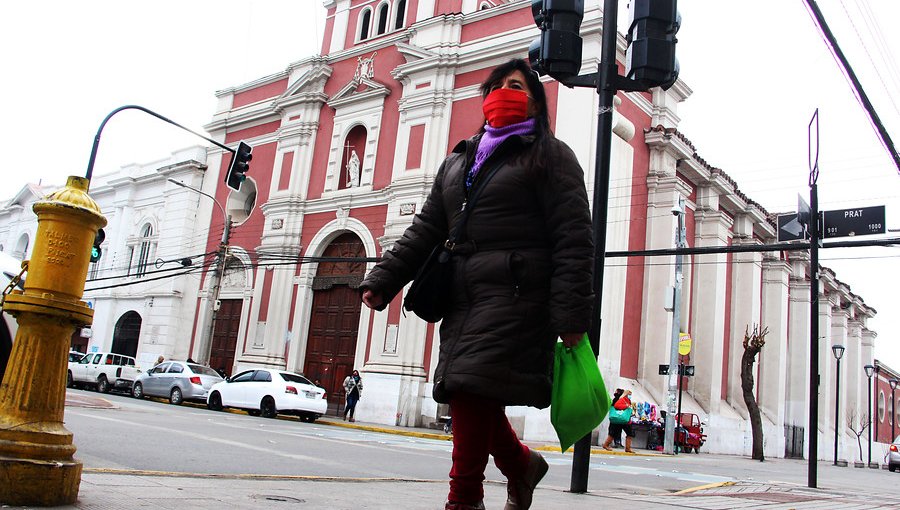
[603,389,636,453]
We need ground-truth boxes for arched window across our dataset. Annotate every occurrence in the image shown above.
[359,7,372,41]
[226,178,257,224]
[135,224,155,278]
[13,234,29,261]
[339,125,368,190]
[880,390,886,422]
[375,2,389,35]
[479,1,491,10]
[394,0,407,29]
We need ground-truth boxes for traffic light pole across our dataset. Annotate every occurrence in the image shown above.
[569,0,618,494]
[197,216,231,366]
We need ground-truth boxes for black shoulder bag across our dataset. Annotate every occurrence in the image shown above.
[403,157,508,322]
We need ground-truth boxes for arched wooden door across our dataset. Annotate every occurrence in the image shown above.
[111,311,141,358]
[303,233,366,415]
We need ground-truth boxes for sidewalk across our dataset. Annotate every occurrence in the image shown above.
[34,393,893,509]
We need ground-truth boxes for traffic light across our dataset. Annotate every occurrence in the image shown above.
[624,0,680,90]
[90,228,105,263]
[528,0,584,82]
[225,141,253,191]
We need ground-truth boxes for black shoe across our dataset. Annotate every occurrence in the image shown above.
[504,450,548,510]
[445,500,485,510]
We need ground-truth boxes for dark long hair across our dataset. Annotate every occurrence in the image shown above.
[479,59,555,173]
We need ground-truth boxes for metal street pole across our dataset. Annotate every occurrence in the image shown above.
[864,364,875,467]
[807,111,821,488]
[664,196,686,455]
[891,379,898,444]
[167,179,230,365]
[570,0,617,493]
[832,344,844,465]
[677,361,684,419]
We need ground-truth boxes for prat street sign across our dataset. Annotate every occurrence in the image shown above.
[823,206,886,238]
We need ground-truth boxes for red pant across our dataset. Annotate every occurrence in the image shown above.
[448,393,530,504]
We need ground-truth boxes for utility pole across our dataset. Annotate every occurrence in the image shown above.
[664,196,686,454]
[198,215,231,366]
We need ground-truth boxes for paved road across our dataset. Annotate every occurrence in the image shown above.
[62,389,899,499]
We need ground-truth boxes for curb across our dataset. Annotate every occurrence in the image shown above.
[671,480,734,495]
[532,444,662,457]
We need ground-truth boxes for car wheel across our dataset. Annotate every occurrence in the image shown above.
[132,382,144,399]
[169,387,183,405]
[891,463,897,473]
[299,413,315,423]
[97,375,110,393]
[247,409,261,417]
[208,392,223,411]
[66,371,73,389]
[260,397,277,419]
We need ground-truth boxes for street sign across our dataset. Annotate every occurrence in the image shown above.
[823,206,885,238]
[777,213,808,242]
[659,364,695,376]
[678,333,692,355]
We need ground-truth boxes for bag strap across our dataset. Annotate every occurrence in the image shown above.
[446,154,510,247]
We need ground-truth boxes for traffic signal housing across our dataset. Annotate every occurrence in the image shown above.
[625,0,680,90]
[90,228,105,263]
[225,141,253,191]
[529,0,584,82]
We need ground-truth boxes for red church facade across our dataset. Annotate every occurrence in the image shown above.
[186,0,880,461]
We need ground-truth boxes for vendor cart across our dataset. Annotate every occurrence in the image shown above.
[674,412,706,453]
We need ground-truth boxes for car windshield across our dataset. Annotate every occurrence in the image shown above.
[188,364,220,377]
[279,373,313,386]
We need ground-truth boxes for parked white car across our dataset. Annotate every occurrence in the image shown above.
[68,352,141,393]
[0,251,23,384]
[132,361,223,405]
[206,368,327,422]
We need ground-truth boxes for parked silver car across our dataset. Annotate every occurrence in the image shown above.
[132,361,223,405]
[889,435,900,472]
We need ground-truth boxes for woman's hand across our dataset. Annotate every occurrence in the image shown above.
[361,289,384,310]
[560,332,584,348]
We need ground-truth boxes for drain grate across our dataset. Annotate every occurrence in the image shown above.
[721,492,820,503]
[251,494,307,504]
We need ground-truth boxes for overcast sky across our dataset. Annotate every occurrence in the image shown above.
[3,1,898,370]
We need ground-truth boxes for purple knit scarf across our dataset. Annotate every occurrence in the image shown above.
[466,118,536,189]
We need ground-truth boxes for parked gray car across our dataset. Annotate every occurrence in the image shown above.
[132,361,223,405]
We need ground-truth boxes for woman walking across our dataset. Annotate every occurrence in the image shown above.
[343,369,363,422]
[361,59,593,510]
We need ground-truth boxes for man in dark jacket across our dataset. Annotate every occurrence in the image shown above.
[361,59,592,510]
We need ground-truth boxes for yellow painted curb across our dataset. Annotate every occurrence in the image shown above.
[317,419,452,441]
[672,480,735,495]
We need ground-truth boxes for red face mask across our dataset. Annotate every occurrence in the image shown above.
[482,88,529,128]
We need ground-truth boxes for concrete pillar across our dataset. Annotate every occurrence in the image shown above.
[785,256,811,459]
[815,286,836,459]
[726,215,762,416]
[759,255,790,456]
[688,186,732,415]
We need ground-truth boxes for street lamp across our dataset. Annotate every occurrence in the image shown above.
[864,364,875,467]
[167,178,231,366]
[890,378,899,445]
[831,344,845,465]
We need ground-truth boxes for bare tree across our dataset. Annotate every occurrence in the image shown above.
[847,409,870,461]
[741,324,768,461]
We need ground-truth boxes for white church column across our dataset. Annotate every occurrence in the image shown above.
[759,254,790,457]
[689,184,732,416]
[786,255,811,459]
[726,214,762,417]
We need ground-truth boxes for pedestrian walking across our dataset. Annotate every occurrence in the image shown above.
[343,369,363,422]
[360,58,593,510]
[603,389,636,453]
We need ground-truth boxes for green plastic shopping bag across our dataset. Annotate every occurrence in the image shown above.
[550,335,611,452]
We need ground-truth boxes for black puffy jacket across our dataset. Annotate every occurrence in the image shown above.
[360,132,593,408]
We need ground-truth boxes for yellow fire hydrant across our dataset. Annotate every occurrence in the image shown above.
[0,176,106,506]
